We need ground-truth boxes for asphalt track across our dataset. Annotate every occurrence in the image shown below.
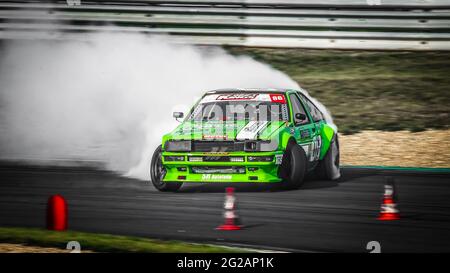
[0,163,450,253]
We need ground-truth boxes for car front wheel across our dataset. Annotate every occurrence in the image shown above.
[150,145,183,192]
[279,141,307,189]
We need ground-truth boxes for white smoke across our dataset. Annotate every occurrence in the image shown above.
[0,33,307,180]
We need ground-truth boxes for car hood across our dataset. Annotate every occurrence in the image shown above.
[169,120,286,141]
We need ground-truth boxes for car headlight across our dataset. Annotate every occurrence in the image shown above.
[244,140,279,152]
[165,140,192,152]
[164,156,185,161]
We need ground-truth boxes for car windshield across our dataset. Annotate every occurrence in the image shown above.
[188,93,289,122]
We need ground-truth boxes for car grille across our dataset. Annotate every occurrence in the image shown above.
[192,141,244,152]
[188,156,243,162]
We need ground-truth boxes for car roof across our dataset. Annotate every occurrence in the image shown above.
[205,88,292,94]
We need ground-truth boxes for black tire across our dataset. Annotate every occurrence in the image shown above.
[150,145,183,192]
[279,141,307,189]
[315,134,341,180]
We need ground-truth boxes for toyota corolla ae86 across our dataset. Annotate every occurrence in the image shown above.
[150,88,340,192]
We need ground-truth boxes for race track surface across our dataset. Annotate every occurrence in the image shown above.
[0,163,449,252]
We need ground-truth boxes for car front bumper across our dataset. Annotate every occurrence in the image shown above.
[161,151,284,183]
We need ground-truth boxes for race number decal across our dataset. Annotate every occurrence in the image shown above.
[269,94,286,104]
[310,136,322,162]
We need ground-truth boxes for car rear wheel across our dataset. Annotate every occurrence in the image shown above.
[150,145,183,192]
[315,134,341,180]
[279,141,307,189]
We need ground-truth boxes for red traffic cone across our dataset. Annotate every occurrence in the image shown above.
[216,187,242,230]
[47,194,68,231]
[378,178,400,220]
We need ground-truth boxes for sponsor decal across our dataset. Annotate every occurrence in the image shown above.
[200,93,283,103]
[202,152,229,155]
[301,144,310,157]
[216,94,258,101]
[269,94,286,103]
[201,174,233,180]
[202,134,228,140]
[236,121,269,140]
[179,122,236,132]
[275,154,283,165]
[300,129,310,138]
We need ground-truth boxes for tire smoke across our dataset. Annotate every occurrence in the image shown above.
[0,33,307,180]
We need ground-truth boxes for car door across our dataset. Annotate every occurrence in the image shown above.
[288,93,316,161]
[297,92,325,162]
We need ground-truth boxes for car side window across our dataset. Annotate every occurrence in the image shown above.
[298,93,324,122]
[289,93,309,125]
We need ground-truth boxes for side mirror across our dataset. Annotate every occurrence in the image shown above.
[173,112,184,122]
[295,113,307,122]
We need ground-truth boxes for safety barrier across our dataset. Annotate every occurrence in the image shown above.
[0,0,449,50]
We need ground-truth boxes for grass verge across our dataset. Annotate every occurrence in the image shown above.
[226,47,450,134]
[0,227,243,253]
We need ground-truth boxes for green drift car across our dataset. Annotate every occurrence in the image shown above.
[150,88,340,192]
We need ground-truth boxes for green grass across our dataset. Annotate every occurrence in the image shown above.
[0,227,244,253]
[226,48,450,134]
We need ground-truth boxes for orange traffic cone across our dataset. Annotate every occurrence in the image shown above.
[216,187,242,230]
[378,178,400,220]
